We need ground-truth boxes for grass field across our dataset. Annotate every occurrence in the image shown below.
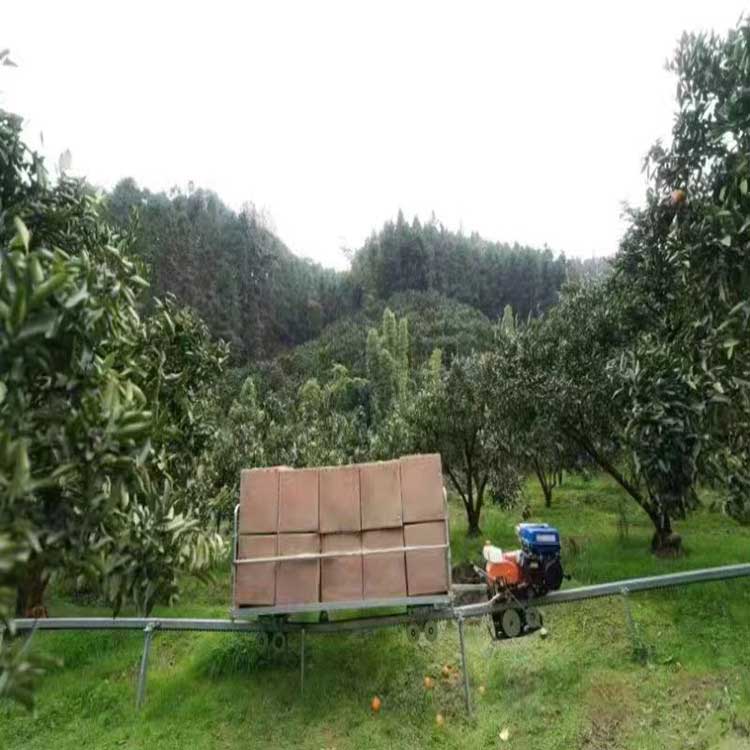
[2,474,749,749]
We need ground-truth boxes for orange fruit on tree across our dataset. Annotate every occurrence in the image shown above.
[371,696,382,713]
[670,189,686,205]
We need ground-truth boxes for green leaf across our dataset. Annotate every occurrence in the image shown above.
[741,178,748,195]
[30,273,68,305]
[63,283,89,309]
[720,235,732,247]
[16,311,58,341]
[13,217,30,251]
[0,381,6,404]
[10,442,31,498]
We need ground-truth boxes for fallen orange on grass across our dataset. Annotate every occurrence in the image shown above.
[478,684,486,696]
[436,713,445,727]
[371,696,382,713]
[441,665,451,679]
[423,676,435,690]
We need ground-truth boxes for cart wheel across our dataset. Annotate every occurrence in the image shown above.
[523,607,543,632]
[271,631,287,653]
[423,621,439,642]
[499,608,523,639]
[406,623,421,643]
[256,631,270,650]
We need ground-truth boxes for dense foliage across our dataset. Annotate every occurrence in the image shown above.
[0,109,226,705]
[612,24,750,526]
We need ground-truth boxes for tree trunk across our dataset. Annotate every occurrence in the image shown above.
[15,562,50,618]
[649,508,682,557]
[543,485,553,508]
[466,504,481,537]
[533,459,553,508]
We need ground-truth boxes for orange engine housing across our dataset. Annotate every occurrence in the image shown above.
[486,552,522,586]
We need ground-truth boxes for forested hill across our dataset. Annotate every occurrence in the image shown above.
[107,180,605,362]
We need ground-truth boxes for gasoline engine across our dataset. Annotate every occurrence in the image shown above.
[481,523,564,639]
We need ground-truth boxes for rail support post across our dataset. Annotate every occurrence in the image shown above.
[620,586,647,662]
[620,587,634,632]
[457,614,472,716]
[136,621,158,710]
[300,628,306,694]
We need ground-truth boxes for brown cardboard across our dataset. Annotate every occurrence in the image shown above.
[239,467,279,534]
[404,522,449,595]
[319,465,361,533]
[321,533,363,602]
[362,528,407,599]
[360,460,403,530]
[278,468,319,532]
[400,454,445,524]
[235,534,277,606]
[276,533,320,605]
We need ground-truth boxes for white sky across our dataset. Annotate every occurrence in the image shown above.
[3,1,747,269]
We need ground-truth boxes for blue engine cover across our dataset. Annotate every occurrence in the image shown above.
[516,523,561,558]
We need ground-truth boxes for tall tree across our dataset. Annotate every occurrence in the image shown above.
[0,111,223,620]
[412,353,513,535]
[612,20,750,529]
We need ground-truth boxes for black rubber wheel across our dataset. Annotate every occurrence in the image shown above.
[271,631,287,653]
[406,623,421,642]
[499,608,523,638]
[423,621,439,642]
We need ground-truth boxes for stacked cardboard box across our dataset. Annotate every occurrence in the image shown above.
[234,453,448,609]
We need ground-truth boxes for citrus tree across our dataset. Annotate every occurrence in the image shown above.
[412,351,517,535]
[612,20,750,529]
[0,110,223,624]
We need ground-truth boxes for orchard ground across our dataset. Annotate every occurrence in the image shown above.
[2,474,749,750]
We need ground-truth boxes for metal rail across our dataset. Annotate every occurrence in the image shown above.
[7,562,750,713]
[454,562,750,618]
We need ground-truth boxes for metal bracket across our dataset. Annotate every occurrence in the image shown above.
[457,615,472,716]
[136,621,159,710]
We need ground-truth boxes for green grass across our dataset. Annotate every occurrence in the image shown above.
[2,474,749,749]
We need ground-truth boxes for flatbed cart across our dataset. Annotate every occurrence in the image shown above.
[231,502,452,623]
[230,500,456,667]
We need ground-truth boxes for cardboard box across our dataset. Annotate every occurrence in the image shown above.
[360,460,403,530]
[319,465,361,533]
[239,467,279,534]
[321,533,363,602]
[362,528,407,599]
[400,454,445,524]
[278,468,319,532]
[276,533,320,605]
[234,534,277,606]
[404,522,449,596]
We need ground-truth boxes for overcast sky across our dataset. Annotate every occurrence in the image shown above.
[3,1,747,269]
